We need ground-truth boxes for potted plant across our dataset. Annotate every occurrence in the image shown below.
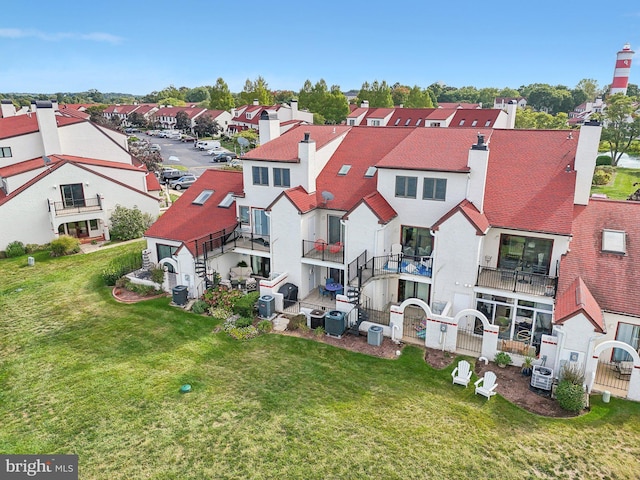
[495,351,512,368]
[521,355,534,376]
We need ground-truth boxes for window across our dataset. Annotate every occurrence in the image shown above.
[602,229,626,254]
[0,147,11,158]
[430,122,441,127]
[157,244,178,261]
[60,184,85,207]
[485,120,492,126]
[328,215,344,244]
[415,119,422,126]
[252,166,269,186]
[89,219,98,230]
[239,206,249,224]
[614,323,640,362]
[498,234,553,272]
[423,178,447,201]
[338,165,351,176]
[218,193,234,208]
[395,176,417,198]
[405,118,411,126]
[364,166,377,178]
[394,118,401,126]
[193,189,214,205]
[401,226,433,258]
[253,209,269,235]
[273,168,290,187]
[371,119,381,126]
[348,119,355,126]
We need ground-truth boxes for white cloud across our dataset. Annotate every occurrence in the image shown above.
[0,28,123,44]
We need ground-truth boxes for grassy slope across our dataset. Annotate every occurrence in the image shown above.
[591,167,640,199]
[1,243,639,479]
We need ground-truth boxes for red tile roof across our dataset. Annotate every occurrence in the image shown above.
[558,198,640,317]
[425,108,457,121]
[278,186,317,213]
[450,109,501,128]
[0,112,84,139]
[144,169,244,255]
[483,129,578,235]
[104,104,142,115]
[432,199,489,235]
[387,108,437,127]
[376,128,484,172]
[151,106,207,120]
[146,172,162,191]
[366,108,395,119]
[437,102,480,109]
[347,107,368,119]
[554,277,605,332]
[315,127,414,212]
[345,191,397,224]
[243,125,351,162]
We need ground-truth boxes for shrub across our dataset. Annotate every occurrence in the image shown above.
[150,266,165,284]
[592,169,612,186]
[209,307,232,320]
[257,320,272,333]
[560,362,585,385]
[109,205,156,241]
[127,282,159,296]
[596,155,612,166]
[494,351,512,366]
[25,243,42,254]
[191,300,209,314]
[232,291,260,317]
[226,325,259,340]
[5,241,26,258]
[203,286,242,310]
[101,251,143,286]
[314,326,325,337]
[50,235,80,257]
[556,380,585,412]
[287,314,307,331]
[235,317,253,328]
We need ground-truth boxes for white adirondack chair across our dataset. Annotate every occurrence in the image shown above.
[474,371,498,399]
[451,360,472,387]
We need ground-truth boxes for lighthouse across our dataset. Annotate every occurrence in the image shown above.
[610,43,634,95]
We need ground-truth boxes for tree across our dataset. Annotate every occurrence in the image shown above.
[128,140,162,173]
[128,112,147,128]
[157,97,186,107]
[515,107,568,129]
[175,111,191,131]
[405,85,433,108]
[576,78,600,102]
[109,205,155,241]
[298,80,349,124]
[209,78,235,111]
[238,76,273,106]
[234,129,258,151]
[185,86,210,103]
[391,84,410,106]
[193,114,221,138]
[357,80,393,107]
[600,93,640,166]
[273,90,295,104]
[322,85,349,124]
[157,85,185,101]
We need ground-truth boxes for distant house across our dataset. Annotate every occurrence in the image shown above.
[229,100,313,135]
[493,97,527,110]
[0,100,160,249]
[102,103,158,126]
[148,106,231,134]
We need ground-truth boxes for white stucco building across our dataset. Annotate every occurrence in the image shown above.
[0,100,161,250]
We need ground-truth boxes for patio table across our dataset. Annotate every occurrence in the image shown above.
[325,283,343,298]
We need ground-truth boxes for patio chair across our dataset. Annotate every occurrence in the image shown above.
[451,360,472,387]
[474,371,498,399]
[314,239,327,252]
[319,285,330,297]
[329,241,343,254]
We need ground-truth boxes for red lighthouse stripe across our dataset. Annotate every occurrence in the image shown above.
[616,59,633,68]
[611,77,629,88]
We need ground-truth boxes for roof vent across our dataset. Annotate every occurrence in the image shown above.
[303,132,311,142]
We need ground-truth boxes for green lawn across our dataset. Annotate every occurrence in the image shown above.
[1,243,640,479]
[591,167,640,199]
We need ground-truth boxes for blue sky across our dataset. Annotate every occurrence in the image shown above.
[1,0,639,95]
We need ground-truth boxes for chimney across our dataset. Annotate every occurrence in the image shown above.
[574,120,603,205]
[35,100,62,156]
[50,98,59,111]
[259,110,280,145]
[30,100,37,112]
[1,99,16,118]
[290,99,299,120]
[299,132,317,192]
[253,99,259,106]
[467,132,490,212]
[505,100,517,129]
[361,100,369,109]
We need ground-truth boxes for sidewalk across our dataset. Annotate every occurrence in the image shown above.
[80,238,145,254]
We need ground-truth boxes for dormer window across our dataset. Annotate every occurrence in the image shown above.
[246,113,253,119]
[602,229,626,254]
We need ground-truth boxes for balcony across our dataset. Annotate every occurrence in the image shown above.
[350,253,432,286]
[476,266,557,298]
[193,225,270,260]
[50,196,102,216]
[302,239,344,264]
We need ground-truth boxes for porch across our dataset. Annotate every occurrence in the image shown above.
[49,196,103,216]
[476,266,557,298]
[347,252,432,287]
[302,239,344,264]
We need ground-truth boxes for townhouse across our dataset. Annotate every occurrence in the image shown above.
[0,100,160,250]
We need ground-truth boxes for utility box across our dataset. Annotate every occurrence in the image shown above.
[368,325,383,346]
[172,285,188,306]
[325,310,346,338]
[258,295,275,318]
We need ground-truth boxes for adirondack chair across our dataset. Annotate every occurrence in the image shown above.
[451,360,472,387]
[474,371,498,399]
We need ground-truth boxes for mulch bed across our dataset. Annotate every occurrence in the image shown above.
[112,287,167,303]
[424,348,581,417]
[280,329,402,359]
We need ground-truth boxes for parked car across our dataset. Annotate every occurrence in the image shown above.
[197,141,221,151]
[210,152,238,163]
[167,133,181,140]
[169,175,197,190]
[150,144,161,151]
[228,159,242,168]
[159,168,183,184]
[181,135,196,142]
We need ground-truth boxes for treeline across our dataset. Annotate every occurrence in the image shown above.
[3,77,638,126]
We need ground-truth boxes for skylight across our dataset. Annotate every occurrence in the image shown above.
[602,229,626,254]
[485,120,492,126]
[218,192,235,208]
[471,120,478,126]
[338,165,352,176]
[459,119,465,126]
[364,166,377,178]
[415,119,422,126]
[192,189,214,205]
[394,118,401,126]
[405,118,411,126]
